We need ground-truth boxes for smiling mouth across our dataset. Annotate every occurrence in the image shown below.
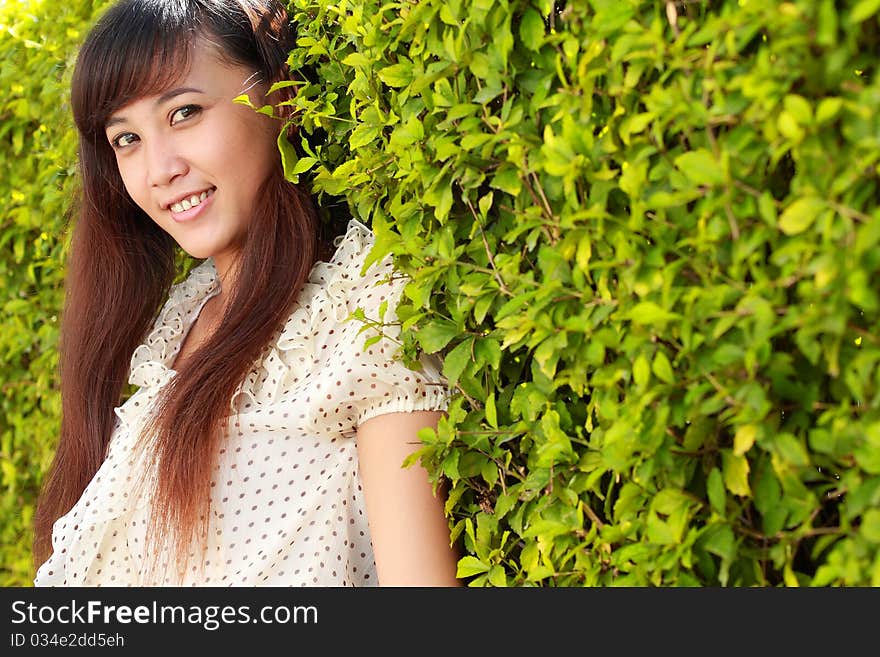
[169,188,215,213]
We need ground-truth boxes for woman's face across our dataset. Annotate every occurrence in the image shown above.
[105,39,279,271]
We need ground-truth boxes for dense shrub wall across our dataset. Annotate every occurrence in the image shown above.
[287,0,880,585]
[0,0,114,586]
[2,0,878,586]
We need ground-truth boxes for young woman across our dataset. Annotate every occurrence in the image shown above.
[32,0,460,587]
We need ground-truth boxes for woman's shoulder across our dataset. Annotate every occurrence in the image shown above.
[321,218,386,276]
[238,219,413,408]
[260,218,448,421]
[306,218,405,313]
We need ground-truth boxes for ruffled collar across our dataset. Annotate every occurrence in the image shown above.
[127,258,220,388]
[125,218,375,400]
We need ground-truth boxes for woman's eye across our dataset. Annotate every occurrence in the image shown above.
[111,133,138,149]
[170,104,201,125]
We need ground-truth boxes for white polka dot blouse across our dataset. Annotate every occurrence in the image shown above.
[34,219,451,586]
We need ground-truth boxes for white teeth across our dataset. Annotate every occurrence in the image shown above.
[170,188,213,213]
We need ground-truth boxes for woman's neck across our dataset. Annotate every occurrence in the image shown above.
[211,251,241,312]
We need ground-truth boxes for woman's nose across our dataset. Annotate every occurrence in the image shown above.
[145,139,188,187]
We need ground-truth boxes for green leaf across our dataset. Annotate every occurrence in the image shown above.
[378,62,414,87]
[722,450,751,497]
[816,97,843,124]
[758,192,778,225]
[783,94,812,125]
[491,166,522,197]
[488,565,508,586]
[762,505,787,536]
[474,83,504,104]
[361,334,382,351]
[349,124,380,149]
[754,466,785,534]
[277,132,300,182]
[576,232,592,273]
[442,338,473,387]
[485,391,498,429]
[674,149,724,186]
[754,466,781,515]
[474,292,500,324]
[702,523,735,561]
[534,410,575,467]
[478,192,494,218]
[435,183,454,221]
[456,556,491,578]
[652,350,675,384]
[519,9,545,50]
[446,103,480,121]
[390,116,425,146]
[850,0,880,24]
[707,468,726,514]
[626,301,680,326]
[474,338,502,370]
[417,319,460,353]
[846,269,880,312]
[778,197,824,235]
[854,423,880,474]
[520,540,539,573]
[860,509,880,542]
[424,176,454,221]
[340,52,372,68]
[772,433,810,467]
[442,451,461,480]
[632,353,651,388]
[481,458,499,486]
[233,93,256,108]
[494,490,518,520]
[646,513,677,545]
[808,428,834,455]
[462,130,493,149]
[733,424,757,456]
[290,156,316,175]
[683,417,713,451]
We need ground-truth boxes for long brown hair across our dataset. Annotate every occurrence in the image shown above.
[33,0,329,576]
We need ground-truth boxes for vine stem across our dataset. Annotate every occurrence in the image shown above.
[463,196,513,297]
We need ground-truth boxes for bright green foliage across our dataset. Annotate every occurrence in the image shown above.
[0,0,115,586]
[3,0,879,587]
[286,0,880,586]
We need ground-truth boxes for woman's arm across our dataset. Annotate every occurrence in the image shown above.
[356,410,461,586]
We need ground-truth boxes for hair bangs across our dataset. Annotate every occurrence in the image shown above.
[71,1,202,140]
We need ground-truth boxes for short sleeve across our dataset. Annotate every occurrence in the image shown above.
[340,242,451,427]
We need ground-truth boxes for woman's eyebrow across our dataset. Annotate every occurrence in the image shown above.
[105,87,206,129]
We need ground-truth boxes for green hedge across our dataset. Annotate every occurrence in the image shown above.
[0,0,115,586]
[2,0,879,586]
[287,0,880,586]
